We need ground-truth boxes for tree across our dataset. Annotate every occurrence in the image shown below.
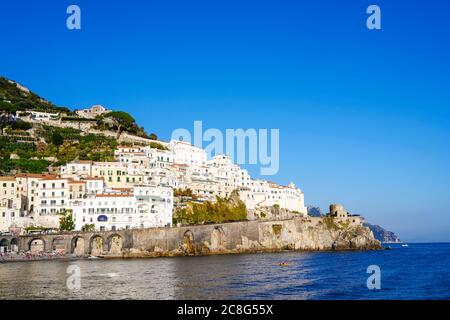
[59,210,75,232]
[11,119,32,131]
[0,102,17,131]
[104,111,135,139]
[51,132,64,146]
[149,133,158,140]
[82,223,95,232]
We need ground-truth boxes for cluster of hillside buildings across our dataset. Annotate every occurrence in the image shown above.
[17,105,111,122]
[0,139,307,233]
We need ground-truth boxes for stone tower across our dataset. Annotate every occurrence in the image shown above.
[329,204,348,218]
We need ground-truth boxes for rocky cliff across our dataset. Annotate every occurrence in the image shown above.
[119,216,381,259]
[364,223,401,243]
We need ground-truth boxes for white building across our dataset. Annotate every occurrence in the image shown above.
[85,177,105,195]
[60,161,93,179]
[75,105,111,118]
[15,174,58,215]
[72,185,173,231]
[242,180,307,214]
[29,111,59,121]
[36,177,69,215]
[0,177,20,232]
[170,140,207,166]
[142,146,174,169]
[134,186,173,227]
[57,137,308,225]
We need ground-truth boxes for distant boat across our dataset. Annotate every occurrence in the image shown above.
[402,244,409,247]
[278,262,290,267]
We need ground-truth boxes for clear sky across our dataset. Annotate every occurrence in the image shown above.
[1,0,450,242]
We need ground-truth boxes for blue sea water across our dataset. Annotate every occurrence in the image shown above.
[0,243,449,300]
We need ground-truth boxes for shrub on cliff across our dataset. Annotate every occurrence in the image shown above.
[324,216,339,230]
[173,192,247,225]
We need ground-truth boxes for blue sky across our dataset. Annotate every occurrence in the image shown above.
[1,0,450,241]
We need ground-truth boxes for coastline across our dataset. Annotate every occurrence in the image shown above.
[0,246,384,264]
[1,217,382,263]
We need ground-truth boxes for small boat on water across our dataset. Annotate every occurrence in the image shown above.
[401,244,409,247]
[278,262,290,267]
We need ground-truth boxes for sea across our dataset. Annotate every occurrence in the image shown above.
[0,243,449,300]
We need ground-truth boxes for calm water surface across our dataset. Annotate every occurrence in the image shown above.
[1,243,449,300]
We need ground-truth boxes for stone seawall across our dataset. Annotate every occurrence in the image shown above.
[0,217,381,258]
[124,217,381,258]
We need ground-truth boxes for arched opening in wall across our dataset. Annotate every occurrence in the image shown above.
[89,236,104,257]
[107,234,123,255]
[10,238,19,253]
[71,237,85,256]
[52,237,66,253]
[211,227,225,251]
[0,238,9,253]
[29,238,45,253]
[183,230,195,255]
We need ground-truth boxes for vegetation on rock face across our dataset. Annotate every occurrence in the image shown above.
[0,77,70,114]
[324,216,338,230]
[272,224,282,236]
[174,188,197,199]
[149,141,168,150]
[173,191,247,225]
[0,158,50,174]
[0,76,159,174]
[0,124,119,173]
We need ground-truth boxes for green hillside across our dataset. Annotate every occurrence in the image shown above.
[0,76,159,174]
[0,77,70,114]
